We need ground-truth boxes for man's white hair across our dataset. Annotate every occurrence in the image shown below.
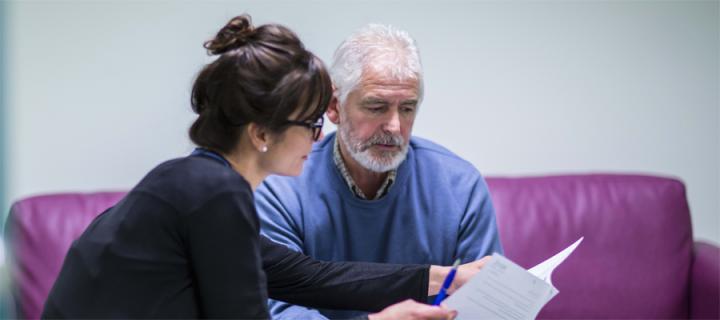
[330,24,424,106]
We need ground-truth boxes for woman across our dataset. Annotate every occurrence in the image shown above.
[41,15,460,319]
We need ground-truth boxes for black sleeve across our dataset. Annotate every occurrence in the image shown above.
[186,192,269,319]
[261,236,429,312]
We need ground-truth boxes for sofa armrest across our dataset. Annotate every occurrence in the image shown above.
[690,241,720,319]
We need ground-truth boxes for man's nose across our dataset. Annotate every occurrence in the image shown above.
[383,109,401,133]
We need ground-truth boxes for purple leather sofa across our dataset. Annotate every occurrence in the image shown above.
[4,192,126,319]
[3,174,719,319]
[487,174,719,319]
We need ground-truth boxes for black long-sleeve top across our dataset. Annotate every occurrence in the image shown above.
[42,152,428,318]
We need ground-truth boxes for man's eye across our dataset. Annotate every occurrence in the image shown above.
[401,107,415,114]
[366,106,383,112]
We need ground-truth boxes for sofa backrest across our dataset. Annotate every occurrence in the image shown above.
[3,175,696,319]
[4,192,126,319]
[486,174,693,318]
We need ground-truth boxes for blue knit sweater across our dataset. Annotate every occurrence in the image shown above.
[256,132,503,319]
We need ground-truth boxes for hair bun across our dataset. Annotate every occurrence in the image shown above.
[204,14,255,55]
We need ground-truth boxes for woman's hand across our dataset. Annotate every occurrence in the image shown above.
[367,300,456,320]
[429,256,492,295]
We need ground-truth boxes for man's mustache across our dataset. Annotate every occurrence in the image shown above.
[358,134,404,151]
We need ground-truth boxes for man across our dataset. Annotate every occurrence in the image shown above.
[256,24,503,319]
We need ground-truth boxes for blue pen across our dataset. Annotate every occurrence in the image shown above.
[432,259,461,305]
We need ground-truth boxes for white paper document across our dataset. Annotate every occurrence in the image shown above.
[444,237,583,320]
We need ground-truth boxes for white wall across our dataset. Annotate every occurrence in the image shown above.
[5,1,719,243]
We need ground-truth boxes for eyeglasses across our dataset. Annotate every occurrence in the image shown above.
[284,117,324,141]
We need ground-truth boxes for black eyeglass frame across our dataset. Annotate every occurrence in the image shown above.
[284,117,324,141]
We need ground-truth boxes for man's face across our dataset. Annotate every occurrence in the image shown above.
[332,68,420,172]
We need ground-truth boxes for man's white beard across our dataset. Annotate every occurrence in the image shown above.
[338,121,409,173]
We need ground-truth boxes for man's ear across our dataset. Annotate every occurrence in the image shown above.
[246,123,270,152]
[327,96,341,125]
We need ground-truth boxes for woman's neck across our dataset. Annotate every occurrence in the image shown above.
[221,149,267,192]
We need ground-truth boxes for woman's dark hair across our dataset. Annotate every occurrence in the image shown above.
[189,14,332,153]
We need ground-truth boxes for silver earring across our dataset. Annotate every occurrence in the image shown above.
[261,145,268,153]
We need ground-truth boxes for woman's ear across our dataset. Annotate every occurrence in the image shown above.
[246,123,270,153]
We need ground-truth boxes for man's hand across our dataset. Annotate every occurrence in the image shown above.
[450,256,491,294]
[367,299,456,320]
[428,256,492,296]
